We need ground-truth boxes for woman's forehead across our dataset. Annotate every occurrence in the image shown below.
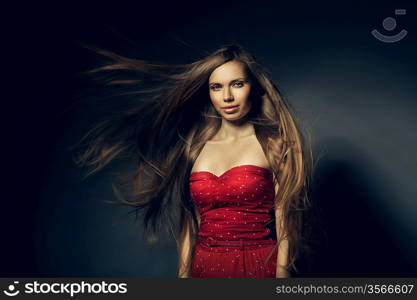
[209,60,247,83]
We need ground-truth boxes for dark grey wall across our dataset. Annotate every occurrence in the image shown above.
[2,0,416,276]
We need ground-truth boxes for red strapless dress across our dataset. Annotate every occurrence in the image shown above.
[189,164,278,278]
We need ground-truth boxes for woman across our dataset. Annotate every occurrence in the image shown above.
[75,44,313,278]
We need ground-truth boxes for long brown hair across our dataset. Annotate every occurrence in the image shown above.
[74,44,314,276]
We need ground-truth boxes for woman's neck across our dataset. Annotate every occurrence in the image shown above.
[214,119,255,140]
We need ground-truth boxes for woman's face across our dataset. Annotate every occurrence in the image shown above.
[208,60,252,121]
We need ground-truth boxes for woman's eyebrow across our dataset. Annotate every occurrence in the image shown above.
[209,77,247,85]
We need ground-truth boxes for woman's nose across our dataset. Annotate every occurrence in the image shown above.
[223,88,234,102]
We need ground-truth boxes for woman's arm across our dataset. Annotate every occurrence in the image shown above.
[178,222,192,278]
[275,204,290,278]
[273,174,290,278]
[178,209,200,278]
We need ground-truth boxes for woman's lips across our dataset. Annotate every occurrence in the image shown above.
[222,105,239,113]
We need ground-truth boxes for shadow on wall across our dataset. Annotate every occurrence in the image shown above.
[295,137,416,277]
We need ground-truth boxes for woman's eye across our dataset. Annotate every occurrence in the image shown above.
[210,81,244,91]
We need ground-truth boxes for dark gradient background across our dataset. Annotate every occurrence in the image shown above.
[2,0,417,277]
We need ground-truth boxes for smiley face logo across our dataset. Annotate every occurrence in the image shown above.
[3,281,20,297]
[371,9,408,43]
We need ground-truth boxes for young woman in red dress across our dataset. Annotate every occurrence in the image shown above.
[75,44,313,278]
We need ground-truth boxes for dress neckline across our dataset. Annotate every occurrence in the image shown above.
[190,164,271,179]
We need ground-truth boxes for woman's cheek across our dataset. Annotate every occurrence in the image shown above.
[210,98,222,113]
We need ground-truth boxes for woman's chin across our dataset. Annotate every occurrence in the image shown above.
[222,114,240,121]
[221,112,249,122]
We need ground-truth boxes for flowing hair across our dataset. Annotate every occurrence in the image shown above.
[74,44,315,277]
